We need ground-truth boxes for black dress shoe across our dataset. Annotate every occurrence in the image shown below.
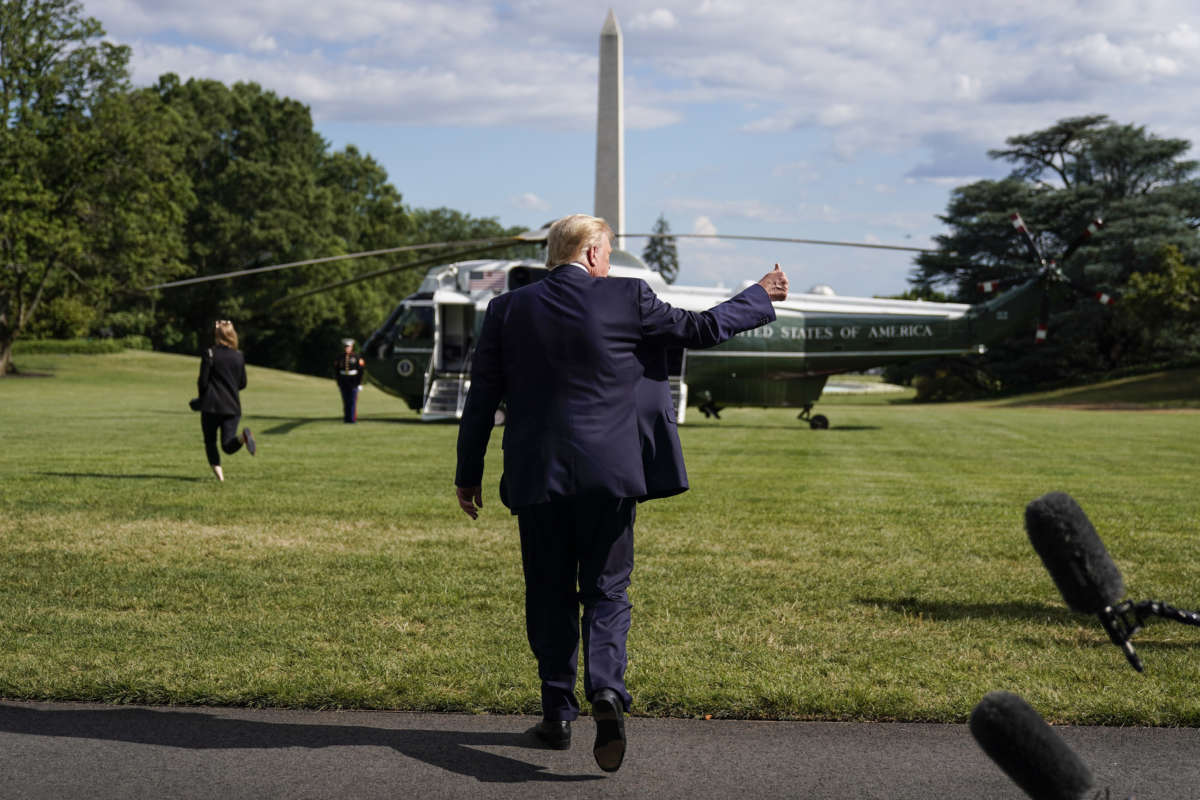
[590,688,626,772]
[528,719,571,750]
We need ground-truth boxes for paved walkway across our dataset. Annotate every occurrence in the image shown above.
[0,701,1197,799]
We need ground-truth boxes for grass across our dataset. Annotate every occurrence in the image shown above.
[1,350,1199,724]
[1002,366,1200,409]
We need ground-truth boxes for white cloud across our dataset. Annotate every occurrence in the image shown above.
[818,104,860,127]
[248,34,277,53]
[1163,23,1200,52]
[1066,33,1181,81]
[511,192,550,211]
[741,113,800,134]
[954,74,981,101]
[127,39,598,127]
[86,0,498,49]
[87,0,1200,145]
[630,9,678,32]
[74,0,1200,295]
[692,215,718,236]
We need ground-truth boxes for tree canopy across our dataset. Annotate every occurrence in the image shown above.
[909,115,1200,391]
[0,0,191,374]
[1,0,531,378]
[641,213,679,284]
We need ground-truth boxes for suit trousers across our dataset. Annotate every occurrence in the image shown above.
[517,496,636,721]
[337,379,359,423]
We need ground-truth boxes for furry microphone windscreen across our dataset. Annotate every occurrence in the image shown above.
[970,691,1095,800]
[1025,492,1124,614]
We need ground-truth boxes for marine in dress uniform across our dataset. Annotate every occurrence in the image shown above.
[336,338,365,423]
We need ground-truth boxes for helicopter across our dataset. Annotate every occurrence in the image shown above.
[350,208,1109,429]
[149,211,1110,429]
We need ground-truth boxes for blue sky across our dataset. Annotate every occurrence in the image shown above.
[84,0,1200,296]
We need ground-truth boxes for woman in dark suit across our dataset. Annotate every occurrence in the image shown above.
[197,320,256,481]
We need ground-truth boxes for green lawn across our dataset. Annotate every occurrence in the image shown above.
[2,350,1199,724]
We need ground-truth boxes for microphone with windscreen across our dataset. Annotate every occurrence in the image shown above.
[969,691,1095,800]
[1025,491,1200,672]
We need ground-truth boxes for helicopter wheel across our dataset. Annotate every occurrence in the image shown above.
[493,408,507,427]
[809,414,829,430]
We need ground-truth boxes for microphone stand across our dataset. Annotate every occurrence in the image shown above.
[1097,600,1200,673]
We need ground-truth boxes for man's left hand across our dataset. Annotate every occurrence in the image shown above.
[757,263,789,300]
[456,485,483,519]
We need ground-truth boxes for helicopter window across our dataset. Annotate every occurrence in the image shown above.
[507,266,548,290]
[393,305,434,349]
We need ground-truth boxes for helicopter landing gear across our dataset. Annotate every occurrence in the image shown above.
[698,401,723,419]
[797,405,829,429]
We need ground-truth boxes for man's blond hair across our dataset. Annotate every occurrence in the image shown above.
[546,214,613,267]
[214,320,239,350]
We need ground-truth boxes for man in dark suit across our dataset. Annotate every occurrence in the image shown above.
[454,214,788,772]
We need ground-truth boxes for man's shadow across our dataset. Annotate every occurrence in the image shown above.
[0,704,600,784]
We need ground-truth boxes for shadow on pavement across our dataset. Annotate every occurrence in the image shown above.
[0,704,600,784]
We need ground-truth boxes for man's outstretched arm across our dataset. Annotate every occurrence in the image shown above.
[639,263,789,346]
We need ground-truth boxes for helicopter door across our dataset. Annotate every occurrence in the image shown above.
[436,301,475,372]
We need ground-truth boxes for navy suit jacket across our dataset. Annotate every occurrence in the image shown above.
[455,265,775,511]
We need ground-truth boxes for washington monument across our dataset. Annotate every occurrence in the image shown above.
[594,9,625,245]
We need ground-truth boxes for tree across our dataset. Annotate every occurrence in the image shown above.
[641,213,679,284]
[145,75,347,362]
[1115,244,1200,361]
[911,115,1200,389]
[0,0,191,374]
[142,75,532,376]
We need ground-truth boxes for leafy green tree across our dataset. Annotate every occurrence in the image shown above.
[0,0,191,374]
[142,75,531,375]
[146,75,345,362]
[641,213,679,283]
[1115,244,1200,361]
[911,115,1200,389]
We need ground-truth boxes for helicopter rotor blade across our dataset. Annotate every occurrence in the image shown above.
[270,241,524,307]
[624,232,939,254]
[149,218,942,295]
[1010,212,1047,266]
[1035,289,1051,343]
[1059,218,1104,265]
[978,276,1026,294]
[144,236,527,291]
[515,221,556,242]
[1061,274,1116,306]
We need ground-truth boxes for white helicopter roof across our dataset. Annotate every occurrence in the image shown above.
[418,252,970,320]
